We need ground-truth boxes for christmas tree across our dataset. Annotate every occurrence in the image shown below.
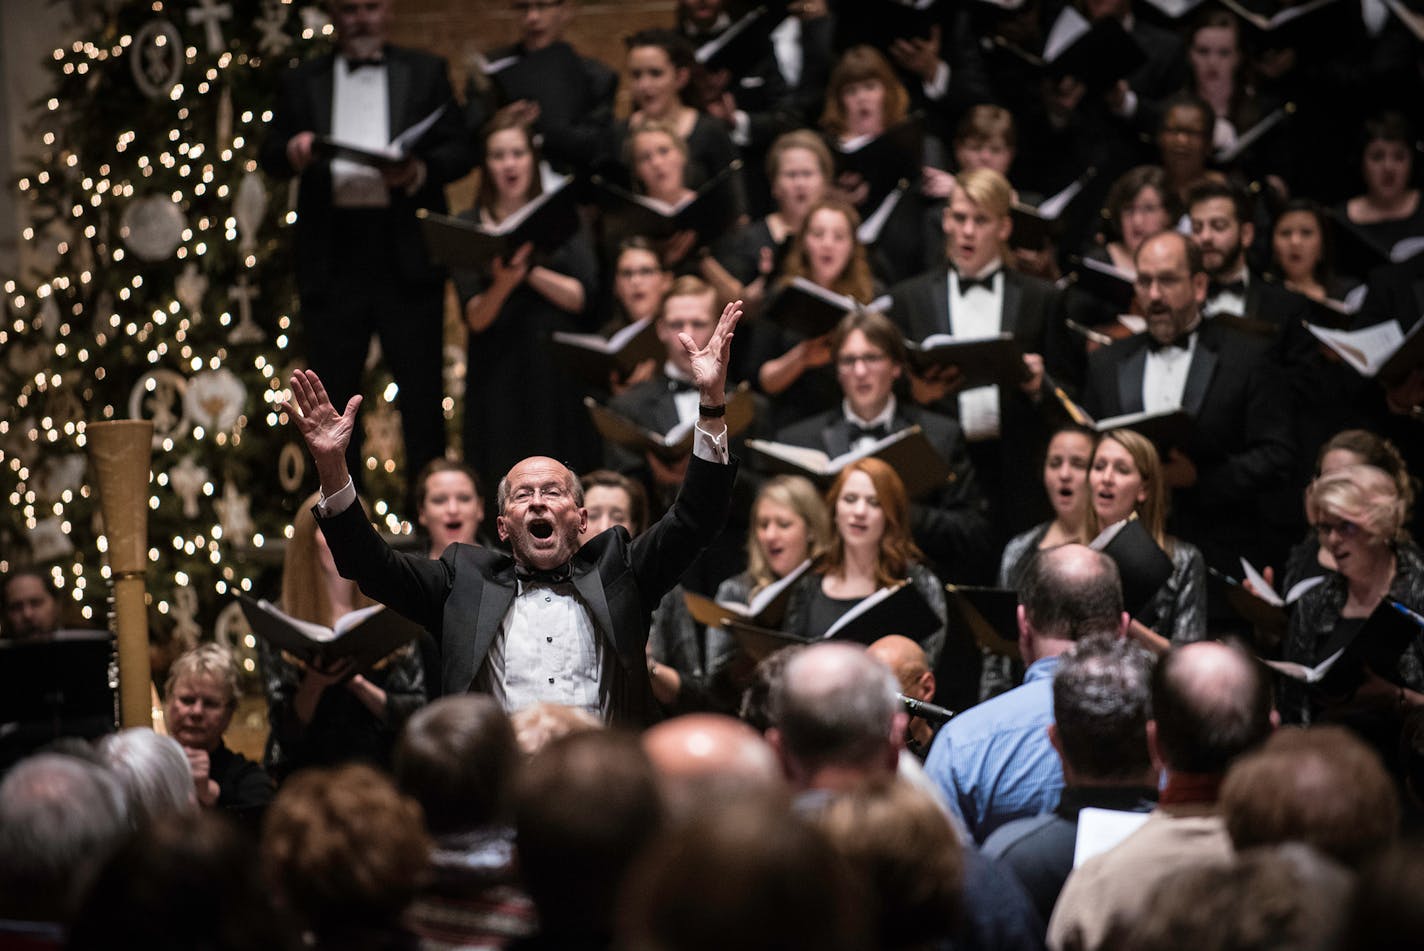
[1,0,418,668]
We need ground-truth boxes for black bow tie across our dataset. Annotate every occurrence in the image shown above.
[1209,279,1245,298]
[956,270,1000,295]
[345,56,385,70]
[1147,331,1194,353]
[849,421,890,441]
[667,377,697,394]
[515,562,573,586]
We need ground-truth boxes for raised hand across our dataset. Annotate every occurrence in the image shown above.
[682,299,743,401]
[283,369,361,491]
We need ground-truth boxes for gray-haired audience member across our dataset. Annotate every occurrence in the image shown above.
[767,641,1047,950]
[1220,725,1400,870]
[1048,640,1276,951]
[925,545,1127,843]
[1118,844,1352,951]
[97,727,197,827]
[983,636,1158,926]
[395,694,536,949]
[0,753,129,929]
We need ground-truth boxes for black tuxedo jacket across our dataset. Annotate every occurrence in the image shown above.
[318,455,738,726]
[258,47,474,298]
[775,404,993,582]
[1082,319,1296,566]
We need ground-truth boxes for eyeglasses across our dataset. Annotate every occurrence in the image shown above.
[837,353,890,370]
[1314,519,1361,540]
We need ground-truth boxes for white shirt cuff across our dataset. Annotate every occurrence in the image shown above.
[693,420,731,464]
[315,477,357,517]
[1113,88,1139,119]
[731,110,752,148]
[923,61,950,100]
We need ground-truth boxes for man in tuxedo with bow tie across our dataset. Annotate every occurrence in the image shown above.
[773,309,991,585]
[1081,230,1295,572]
[259,0,473,502]
[285,301,743,727]
[888,167,1076,542]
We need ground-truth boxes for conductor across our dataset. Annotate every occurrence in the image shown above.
[284,301,744,726]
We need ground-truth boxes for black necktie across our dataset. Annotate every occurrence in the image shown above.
[849,421,890,441]
[957,270,1000,295]
[515,562,573,586]
[345,56,385,70]
[1209,279,1245,298]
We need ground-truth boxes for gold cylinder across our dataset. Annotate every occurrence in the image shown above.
[86,419,155,728]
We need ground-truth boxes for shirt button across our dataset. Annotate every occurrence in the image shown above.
[545,596,551,603]
[546,636,553,643]
[548,677,555,684]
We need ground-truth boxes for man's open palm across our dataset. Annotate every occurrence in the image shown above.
[284,369,361,463]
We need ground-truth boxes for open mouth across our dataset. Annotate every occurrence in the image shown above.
[529,519,555,540]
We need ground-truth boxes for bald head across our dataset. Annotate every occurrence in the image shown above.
[867,635,933,701]
[1020,545,1124,658]
[495,456,587,570]
[771,643,901,784]
[1151,641,1274,776]
[643,714,786,818]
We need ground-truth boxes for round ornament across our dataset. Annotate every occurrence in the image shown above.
[185,368,246,432]
[128,369,190,446]
[130,19,185,100]
[278,442,306,493]
[120,194,186,262]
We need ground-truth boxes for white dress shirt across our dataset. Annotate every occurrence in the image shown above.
[1142,330,1198,413]
[844,394,899,453]
[330,55,390,208]
[947,261,1005,442]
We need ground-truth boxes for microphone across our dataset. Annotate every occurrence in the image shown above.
[898,694,955,726]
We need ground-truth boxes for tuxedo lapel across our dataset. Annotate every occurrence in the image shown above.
[1117,344,1148,415]
[572,565,619,661]
[312,57,335,135]
[468,564,516,690]
[822,414,853,457]
[1181,342,1218,416]
[386,47,412,140]
[1001,272,1024,338]
[932,269,953,336]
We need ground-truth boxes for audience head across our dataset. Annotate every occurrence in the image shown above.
[1156,93,1215,181]
[2,568,61,640]
[510,701,602,756]
[1306,463,1408,553]
[953,104,1016,176]
[831,309,907,422]
[261,763,430,939]
[579,469,648,544]
[767,129,833,224]
[478,106,542,210]
[944,167,1013,276]
[1091,429,1169,545]
[1341,842,1424,951]
[394,694,519,837]
[1042,424,1096,532]
[1106,165,1172,256]
[1134,230,1208,348]
[821,458,922,589]
[1052,635,1156,786]
[1221,725,1399,868]
[643,713,787,819]
[416,458,484,556]
[68,809,296,951]
[1270,198,1336,288]
[1187,178,1253,279]
[657,274,718,375]
[821,45,908,139]
[517,0,573,51]
[330,0,389,61]
[164,642,241,755]
[1119,843,1351,951]
[782,198,872,300]
[1399,707,1424,813]
[624,28,696,116]
[815,777,963,950]
[1358,111,1415,205]
[867,634,935,702]
[769,642,904,788]
[627,117,691,202]
[1149,640,1274,777]
[97,728,196,826]
[515,730,663,939]
[1017,545,1126,661]
[613,236,673,321]
[747,476,830,588]
[496,456,586,571]
[0,753,128,924]
[619,797,867,951]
